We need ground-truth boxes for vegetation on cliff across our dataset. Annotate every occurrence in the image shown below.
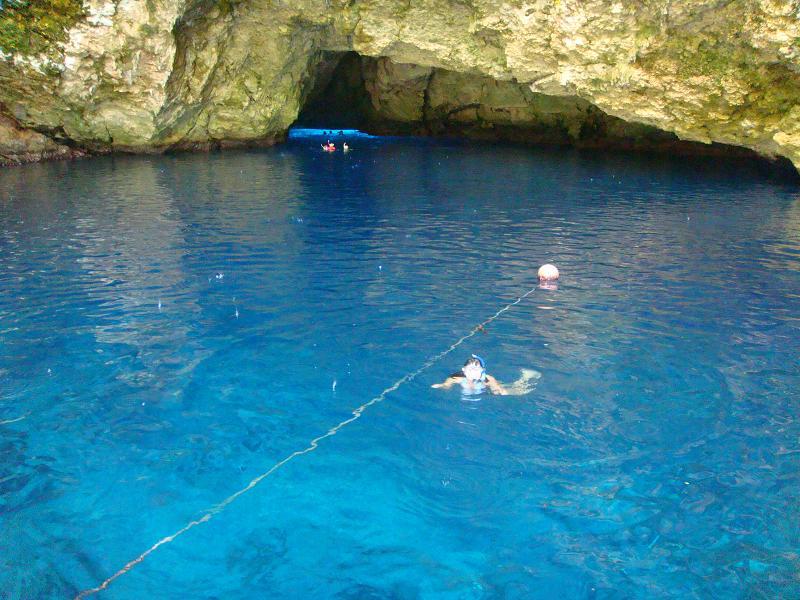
[0,0,84,55]
[0,0,798,169]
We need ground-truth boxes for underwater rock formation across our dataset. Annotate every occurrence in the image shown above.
[0,0,798,168]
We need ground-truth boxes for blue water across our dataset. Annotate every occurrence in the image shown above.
[1,133,799,599]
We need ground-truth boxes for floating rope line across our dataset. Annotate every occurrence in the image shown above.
[0,413,28,425]
[76,284,540,599]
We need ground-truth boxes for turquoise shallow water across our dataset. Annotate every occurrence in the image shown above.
[1,133,800,598]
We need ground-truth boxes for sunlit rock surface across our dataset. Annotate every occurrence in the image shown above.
[1,0,798,168]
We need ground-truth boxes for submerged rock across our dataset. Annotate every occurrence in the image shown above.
[0,0,798,169]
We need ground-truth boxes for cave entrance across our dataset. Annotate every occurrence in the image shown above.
[295,52,374,130]
[293,52,796,174]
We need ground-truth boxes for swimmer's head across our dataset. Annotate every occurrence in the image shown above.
[462,354,486,382]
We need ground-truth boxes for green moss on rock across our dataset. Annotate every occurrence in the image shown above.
[0,0,85,56]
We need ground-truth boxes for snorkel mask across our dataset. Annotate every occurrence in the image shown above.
[463,354,486,382]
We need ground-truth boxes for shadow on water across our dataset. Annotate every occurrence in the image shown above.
[287,126,800,187]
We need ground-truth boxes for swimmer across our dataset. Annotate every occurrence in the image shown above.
[343,142,350,152]
[432,356,541,396]
[431,354,508,395]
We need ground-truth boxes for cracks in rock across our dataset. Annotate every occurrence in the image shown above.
[156,0,243,142]
[443,102,481,120]
[420,68,435,133]
[529,72,557,89]
[671,0,743,33]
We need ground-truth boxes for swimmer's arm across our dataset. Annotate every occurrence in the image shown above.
[431,377,459,389]
[485,374,508,395]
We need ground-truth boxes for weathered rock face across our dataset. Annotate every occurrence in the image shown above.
[1,0,799,169]
[0,113,82,165]
[351,55,714,152]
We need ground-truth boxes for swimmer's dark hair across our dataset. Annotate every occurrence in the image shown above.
[463,357,482,368]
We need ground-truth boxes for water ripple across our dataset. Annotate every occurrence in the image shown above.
[0,141,799,598]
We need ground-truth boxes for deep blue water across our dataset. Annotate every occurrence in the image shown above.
[1,132,799,599]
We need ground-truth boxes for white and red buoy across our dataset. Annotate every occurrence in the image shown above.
[537,263,560,282]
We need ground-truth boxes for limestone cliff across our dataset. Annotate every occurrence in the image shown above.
[1,0,799,169]
[348,55,717,152]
